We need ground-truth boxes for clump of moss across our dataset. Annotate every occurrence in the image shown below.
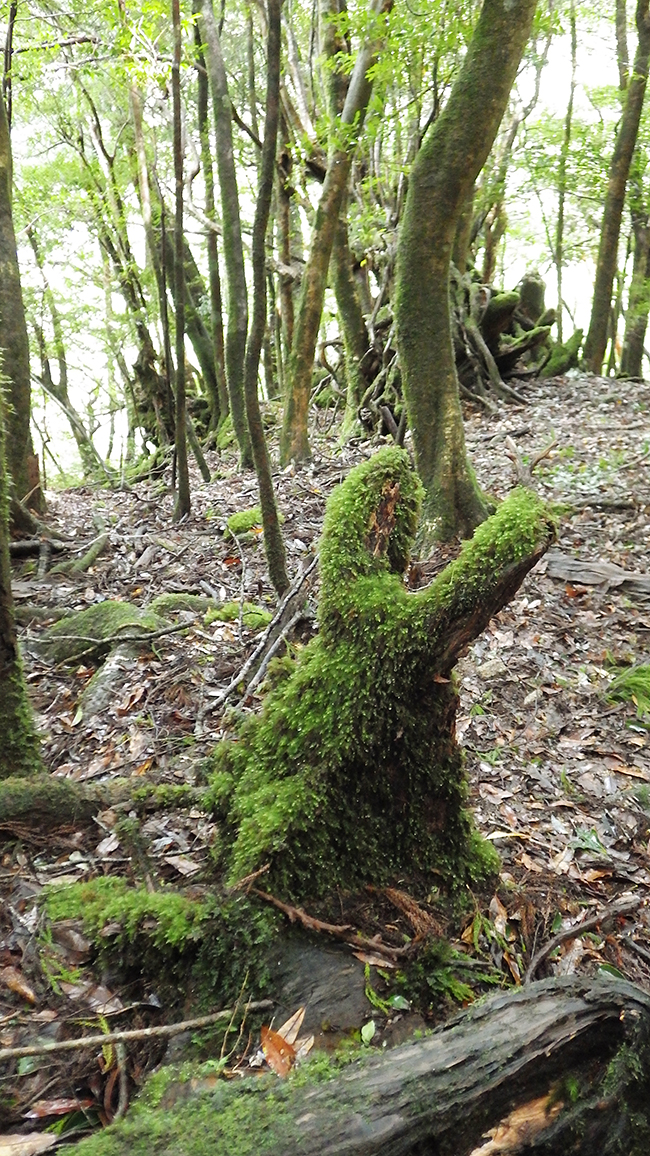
[208,447,555,900]
[35,601,165,663]
[608,665,650,717]
[43,877,276,1006]
[226,507,263,536]
[204,602,272,631]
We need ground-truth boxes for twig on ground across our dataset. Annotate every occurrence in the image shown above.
[252,887,419,961]
[202,555,318,716]
[0,1002,274,1061]
[524,895,642,984]
[504,436,557,488]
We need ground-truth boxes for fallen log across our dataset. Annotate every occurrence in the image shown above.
[62,974,650,1156]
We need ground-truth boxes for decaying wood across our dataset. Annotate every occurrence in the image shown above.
[68,976,650,1156]
[545,549,650,596]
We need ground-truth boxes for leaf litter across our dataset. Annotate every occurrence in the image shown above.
[4,373,650,1134]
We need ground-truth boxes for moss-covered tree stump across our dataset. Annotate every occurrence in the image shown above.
[210,448,556,898]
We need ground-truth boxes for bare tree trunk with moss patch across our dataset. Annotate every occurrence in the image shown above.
[198,0,252,468]
[395,0,538,547]
[583,0,650,374]
[0,91,43,513]
[243,0,289,595]
[280,0,392,465]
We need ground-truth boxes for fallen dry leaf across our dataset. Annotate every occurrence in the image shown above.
[25,1097,95,1119]
[275,1006,305,1047]
[0,967,37,1005]
[260,1025,296,1077]
[0,1137,57,1156]
[470,1093,564,1154]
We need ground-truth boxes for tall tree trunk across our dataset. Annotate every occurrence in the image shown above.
[395,0,538,547]
[280,0,392,465]
[583,0,650,373]
[332,210,372,438]
[193,7,228,427]
[0,92,42,511]
[555,0,577,343]
[621,201,650,376]
[243,0,289,595]
[0,376,43,778]
[172,0,190,520]
[197,0,252,468]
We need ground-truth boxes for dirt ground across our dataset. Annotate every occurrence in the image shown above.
[3,370,650,1137]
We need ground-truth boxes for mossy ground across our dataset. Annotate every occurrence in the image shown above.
[43,876,277,1009]
[208,448,555,900]
[608,665,650,717]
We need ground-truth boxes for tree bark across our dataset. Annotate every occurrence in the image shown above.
[0,390,43,779]
[243,0,289,596]
[172,0,190,521]
[280,0,392,464]
[583,0,650,374]
[65,975,650,1156]
[197,0,252,468]
[395,0,538,546]
[193,7,228,427]
[0,91,42,511]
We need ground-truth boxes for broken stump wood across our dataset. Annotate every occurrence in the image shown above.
[210,449,556,899]
[64,975,650,1156]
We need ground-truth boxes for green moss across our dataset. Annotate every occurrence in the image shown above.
[216,414,235,451]
[150,593,211,616]
[204,601,272,631]
[43,877,276,1007]
[208,448,554,899]
[226,507,263,536]
[36,601,166,663]
[608,665,650,717]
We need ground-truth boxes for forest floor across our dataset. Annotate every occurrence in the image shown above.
[3,370,650,1143]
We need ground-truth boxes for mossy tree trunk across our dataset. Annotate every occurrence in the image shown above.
[243,0,289,596]
[198,0,252,468]
[621,164,650,377]
[332,209,373,438]
[193,6,228,427]
[279,0,392,465]
[212,449,555,900]
[172,0,190,521]
[0,391,43,780]
[0,90,43,512]
[395,0,538,547]
[583,0,650,374]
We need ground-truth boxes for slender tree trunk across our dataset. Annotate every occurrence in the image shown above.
[280,0,393,464]
[0,373,43,778]
[621,209,650,376]
[0,92,42,511]
[193,7,228,426]
[583,0,650,373]
[395,0,538,546]
[243,0,289,595]
[197,0,252,468]
[172,0,190,520]
[332,210,371,437]
[555,0,577,343]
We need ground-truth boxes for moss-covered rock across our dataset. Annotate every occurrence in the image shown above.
[208,448,556,899]
[33,601,166,663]
[204,602,272,631]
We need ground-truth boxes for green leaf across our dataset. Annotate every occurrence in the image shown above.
[361,1020,376,1045]
[387,994,410,1011]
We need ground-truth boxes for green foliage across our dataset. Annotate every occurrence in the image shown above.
[204,601,272,631]
[608,665,650,718]
[226,507,263,536]
[207,448,552,899]
[43,877,276,1007]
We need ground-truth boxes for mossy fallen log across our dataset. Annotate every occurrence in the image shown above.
[59,975,650,1156]
[0,776,203,833]
[209,448,556,899]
